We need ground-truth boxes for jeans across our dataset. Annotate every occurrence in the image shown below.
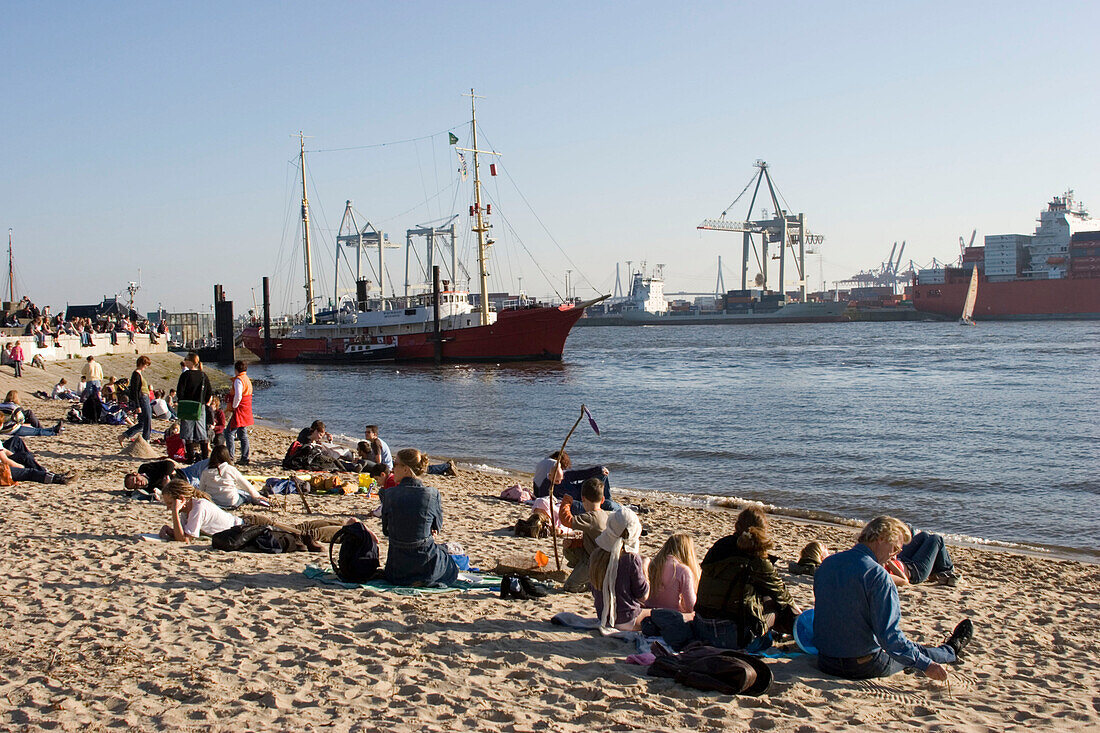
[426,461,452,475]
[178,459,209,488]
[13,361,21,377]
[122,394,152,442]
[8,424,58,437]
[899,532,954,583]
[82,380,101,400]
[818,643,957,680]
[10,466,50,483]
[225,426,250,462]
[642,609,769,652]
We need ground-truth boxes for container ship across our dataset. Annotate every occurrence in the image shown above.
[909,192,1100,320]
[241,92,597,363]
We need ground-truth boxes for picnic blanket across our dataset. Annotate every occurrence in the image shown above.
[304,564,501,597]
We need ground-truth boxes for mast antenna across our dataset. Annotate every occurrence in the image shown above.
[297,132,317,323]
[457,89,501,326]
[7,229,13,304]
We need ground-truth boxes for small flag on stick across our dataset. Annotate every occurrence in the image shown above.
[583,405,600,436]
[448,132,459,145]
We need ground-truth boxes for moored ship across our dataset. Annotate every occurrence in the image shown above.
[241,91,598,363]
[909,192,1100,320]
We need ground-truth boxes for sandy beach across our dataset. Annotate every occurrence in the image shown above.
[0,354,1096,731]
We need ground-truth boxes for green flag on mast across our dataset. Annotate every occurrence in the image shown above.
[448,132,459,145]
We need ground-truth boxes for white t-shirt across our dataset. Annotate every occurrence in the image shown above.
[199,463,255,508]
[151,398,170,419]
[181,498,242,538]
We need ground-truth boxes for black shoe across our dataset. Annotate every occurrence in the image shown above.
[518,575,549,598]
[238,458,251,467]
[499,575,529,600]
[931,570,960,587]
[945,618,973,658]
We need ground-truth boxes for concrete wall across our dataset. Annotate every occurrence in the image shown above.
[0,332,169,362]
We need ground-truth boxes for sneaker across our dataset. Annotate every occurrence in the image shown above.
[518,575,549,598]
[238,458,251,467]
[945,618,974,658]
[931,570,959,587]
[443,459,458,477]
[499,575,529,600]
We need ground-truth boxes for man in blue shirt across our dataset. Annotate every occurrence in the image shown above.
[365,425,393,472]
[813,516,973,681]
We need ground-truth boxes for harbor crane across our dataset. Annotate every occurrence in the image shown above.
[837,241,913,294]
[697,160,823,301]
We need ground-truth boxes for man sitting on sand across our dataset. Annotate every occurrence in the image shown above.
[813,515,973,681]
[558,478,610,592]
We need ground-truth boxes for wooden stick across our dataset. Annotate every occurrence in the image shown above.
[546,405,587,572]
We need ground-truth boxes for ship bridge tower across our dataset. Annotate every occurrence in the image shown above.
[697,161,823,301]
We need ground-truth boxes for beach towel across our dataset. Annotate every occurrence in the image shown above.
[303,564,501,597]
[548,612,650,652]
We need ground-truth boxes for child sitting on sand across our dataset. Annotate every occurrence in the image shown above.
[590,507,649,631]
[198,446,269,509]
[51,379,79,401]
[644,533,701,614]
[164,423,187,460]
[557,478,610,592]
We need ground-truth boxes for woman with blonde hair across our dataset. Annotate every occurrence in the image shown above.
[380,448,459,587]
[644,533,701,613]
[159,479,242,542]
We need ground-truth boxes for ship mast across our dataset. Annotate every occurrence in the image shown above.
[461,89,499,327]
[6,229,13,303]
[299,132,317,323]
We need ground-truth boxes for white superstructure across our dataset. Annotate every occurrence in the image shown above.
[626,271,668,314]
[1017,192,1100,280]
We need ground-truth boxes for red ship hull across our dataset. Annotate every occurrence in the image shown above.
[240,303,589,363]
[910,276,1100,320]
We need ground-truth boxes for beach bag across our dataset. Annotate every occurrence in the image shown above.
[177,399,203,421]
[500,484,533,502]
[647,643,773,697]
[0,463,15,487]
[329,522,380,582]
[211,524,307,553]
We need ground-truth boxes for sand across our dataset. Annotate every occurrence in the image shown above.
[0,355,1097,731]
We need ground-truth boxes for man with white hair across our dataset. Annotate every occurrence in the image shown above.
[812,515,973,680]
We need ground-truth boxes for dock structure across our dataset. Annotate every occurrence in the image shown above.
[697,160,823,302]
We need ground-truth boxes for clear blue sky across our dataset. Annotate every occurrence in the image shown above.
[4,1,1099,315]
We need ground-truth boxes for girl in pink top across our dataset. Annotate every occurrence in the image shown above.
[644,533,701,613]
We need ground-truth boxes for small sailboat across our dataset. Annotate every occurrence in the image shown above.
[959,265,978,325]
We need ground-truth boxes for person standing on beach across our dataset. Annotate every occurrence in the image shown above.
[225,361,253,466]
[120,355,153,446]
[81,355,103,398]
[812,515,973,681]
[10,341,24,377]
[175,353,214,463]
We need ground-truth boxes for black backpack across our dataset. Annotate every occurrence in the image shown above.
[329,521,380,582]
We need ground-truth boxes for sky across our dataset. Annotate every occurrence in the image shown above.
[4,1,1100,316]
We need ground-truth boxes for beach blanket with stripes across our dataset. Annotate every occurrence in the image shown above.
[304,564,501,596]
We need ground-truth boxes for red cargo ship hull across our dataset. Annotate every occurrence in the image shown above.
[910,277,1100,320]
[240,303,589,363]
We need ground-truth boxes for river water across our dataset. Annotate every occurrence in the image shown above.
[239,321,1100,560]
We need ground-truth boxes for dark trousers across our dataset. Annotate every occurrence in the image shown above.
[818,643,957,680]
[3,436,44,472]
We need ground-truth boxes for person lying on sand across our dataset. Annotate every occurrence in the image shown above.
[532,449,618,511]
[1,435,73,484]
[884,526,960,587]
[124,456,210,498]
[813,515,973,681]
